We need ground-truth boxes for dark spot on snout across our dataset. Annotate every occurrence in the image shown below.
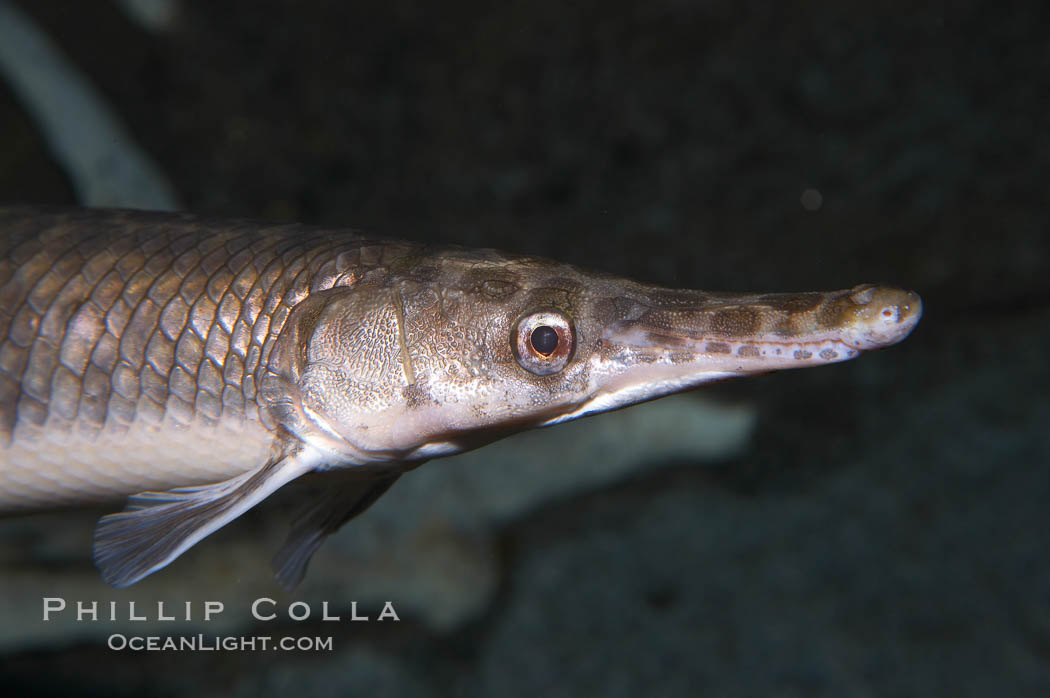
[711,308,760,336]
[772,318,797,338]
[644,331,689,349]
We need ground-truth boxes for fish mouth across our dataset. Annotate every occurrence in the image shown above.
[545,284,923,428]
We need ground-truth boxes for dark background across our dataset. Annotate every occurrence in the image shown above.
[1,0,1048,695]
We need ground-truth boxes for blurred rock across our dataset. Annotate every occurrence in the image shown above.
[0,394,754,649]
[226,646,435,698]
[0,0,179,210]
[112,0,180,33]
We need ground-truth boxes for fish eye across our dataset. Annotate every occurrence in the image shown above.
[513,310,575,375]
[530,325,559,355]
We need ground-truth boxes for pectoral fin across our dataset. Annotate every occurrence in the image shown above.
[272,472,401,590]
[93,453,316,588]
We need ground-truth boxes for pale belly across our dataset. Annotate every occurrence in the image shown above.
[0,416,274,512]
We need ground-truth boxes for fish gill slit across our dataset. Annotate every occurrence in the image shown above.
[392,286,415,385]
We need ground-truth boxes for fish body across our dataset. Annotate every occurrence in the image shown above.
[0,207,922,587]
[0,207,417,510]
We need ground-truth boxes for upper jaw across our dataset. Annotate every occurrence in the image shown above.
[541,284,923,427]
[599,283,922,357]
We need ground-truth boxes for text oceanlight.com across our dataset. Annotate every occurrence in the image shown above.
[107,634,334,652]
[41,597,401,652]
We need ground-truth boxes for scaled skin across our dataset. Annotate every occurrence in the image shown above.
[0,207,921,586]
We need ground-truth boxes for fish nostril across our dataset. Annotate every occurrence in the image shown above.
[879,306,901,324]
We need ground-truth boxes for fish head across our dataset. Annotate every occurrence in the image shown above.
[279,248,921,463]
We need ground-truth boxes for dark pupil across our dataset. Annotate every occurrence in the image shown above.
[530,325,559,356]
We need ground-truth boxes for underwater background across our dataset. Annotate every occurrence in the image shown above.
[0,0,1047,695]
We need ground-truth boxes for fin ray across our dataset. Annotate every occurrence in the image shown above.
[272,473,400,590]
[93,454,315,588]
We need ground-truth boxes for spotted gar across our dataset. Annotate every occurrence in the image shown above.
[0,206,922,588]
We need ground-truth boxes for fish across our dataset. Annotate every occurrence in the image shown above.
[0,206,922,589]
